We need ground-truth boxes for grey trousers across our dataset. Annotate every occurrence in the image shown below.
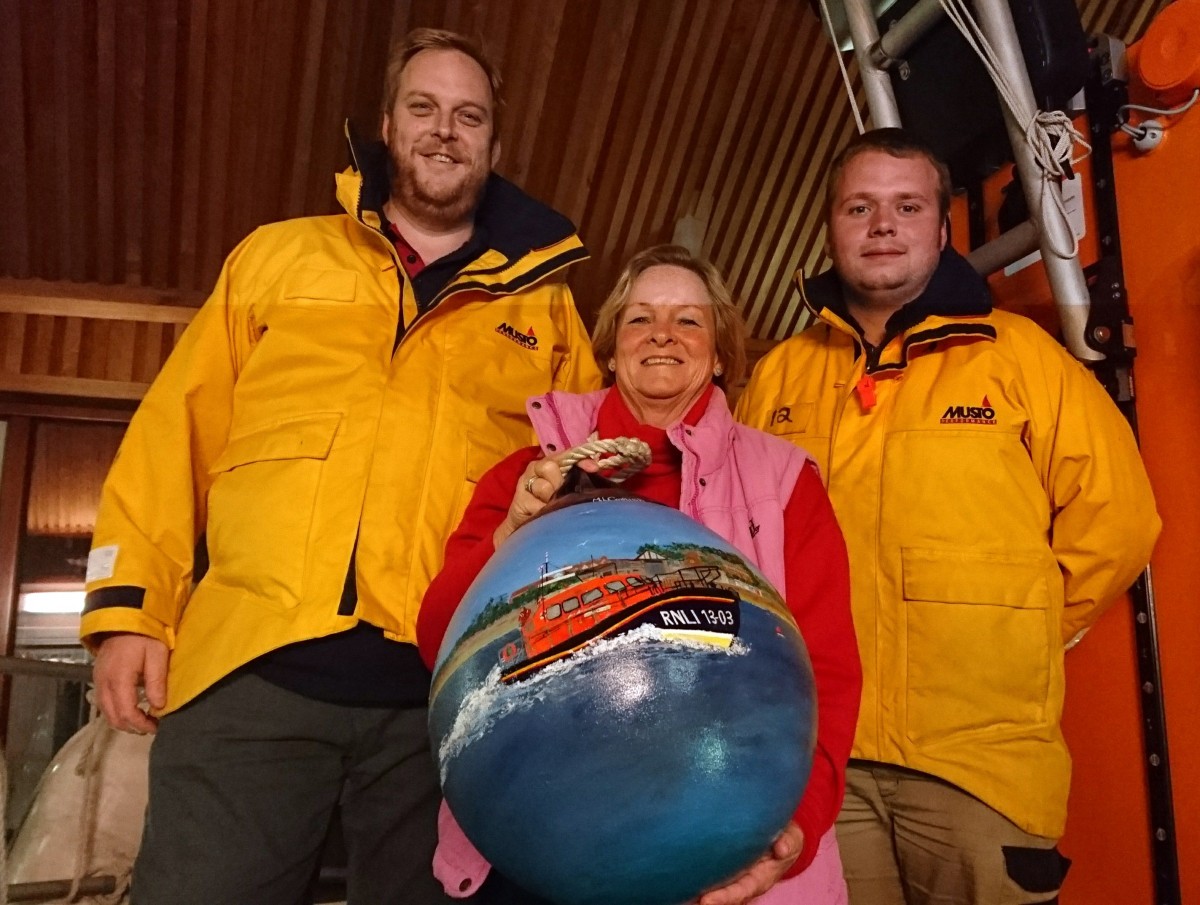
[132,672,452,905]
[836,761,1070,905]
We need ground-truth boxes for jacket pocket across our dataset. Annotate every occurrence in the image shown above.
[205,412,342,608]
[902,546,1055,747]
[282,268,358,303]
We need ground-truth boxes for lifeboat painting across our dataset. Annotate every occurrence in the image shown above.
[498,566,741,683]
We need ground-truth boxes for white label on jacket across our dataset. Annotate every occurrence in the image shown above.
[86,545,119,582]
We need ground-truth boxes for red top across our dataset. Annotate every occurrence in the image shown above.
[418,388,858,874]
[388,222,427,279]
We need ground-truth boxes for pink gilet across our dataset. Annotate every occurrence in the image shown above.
[432,387,848,903]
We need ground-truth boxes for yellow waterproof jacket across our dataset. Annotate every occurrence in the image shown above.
[736,250,1159,838]
[81,133,602,714]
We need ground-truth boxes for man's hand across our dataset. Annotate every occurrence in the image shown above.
[93,633,170,734]
[696,822,804,905]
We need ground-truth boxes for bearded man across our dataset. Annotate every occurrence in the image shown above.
[81,28,600,905]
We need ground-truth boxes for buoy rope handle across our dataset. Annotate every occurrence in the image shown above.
[67,701,106,903]
[556,436,652,485]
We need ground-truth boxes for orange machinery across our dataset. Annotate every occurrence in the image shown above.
[949,4,1200,901]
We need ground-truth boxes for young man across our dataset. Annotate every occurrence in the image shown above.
[82,29,600,904]
[737,128,1159,904]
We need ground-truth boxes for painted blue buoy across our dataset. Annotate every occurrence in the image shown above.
[429,494,815,905]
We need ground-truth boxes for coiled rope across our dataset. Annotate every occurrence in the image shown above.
[814,0,1091,261]
[555,436,652,485]
[936,0,1090,260]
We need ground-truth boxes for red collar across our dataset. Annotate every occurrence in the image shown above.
[595,384,715,462]
[387,223,426,279]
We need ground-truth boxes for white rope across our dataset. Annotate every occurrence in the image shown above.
[1119,87,1200,118]
[811,0,1088,255]
[936,0,1090,260]
[817,0,866,134]
[556,436,652,484]
[63,703,107,903]
[1118,87,1200,138]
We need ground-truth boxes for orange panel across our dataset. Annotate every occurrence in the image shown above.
[980,99,1200,904]
[1110,103,1200,904]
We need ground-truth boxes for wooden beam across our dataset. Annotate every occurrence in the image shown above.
[0,397,134,422]
[117,0,148,286]
[0,294,196,325]
[0,0,30,279]
[177,0,210,291]
[0,373,151,401]
[0,278,205,306]
[96,0,117,284]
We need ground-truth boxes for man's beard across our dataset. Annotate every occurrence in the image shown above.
[389,146,489,231]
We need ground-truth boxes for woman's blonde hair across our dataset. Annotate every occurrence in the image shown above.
[591,245,747,391]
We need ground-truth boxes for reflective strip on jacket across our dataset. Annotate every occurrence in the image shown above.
[735,250,1160,838]
[80,131,602,714]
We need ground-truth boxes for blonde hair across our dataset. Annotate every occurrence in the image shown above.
[381,28,503,140]
[591,245,747,391]
[826,127,952,221]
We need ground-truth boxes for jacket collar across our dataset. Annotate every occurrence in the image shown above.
[335,122,589,297]
[798,247,996,374]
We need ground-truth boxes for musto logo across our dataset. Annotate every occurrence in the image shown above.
[940,395,996,425]
[497,322,538,349]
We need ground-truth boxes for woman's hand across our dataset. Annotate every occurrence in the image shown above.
[695,822,804,905]
[493,455,568,547]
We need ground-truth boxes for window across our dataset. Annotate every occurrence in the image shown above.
[581,588,603,604]
[561,596,580,613]
[544,604,562,620]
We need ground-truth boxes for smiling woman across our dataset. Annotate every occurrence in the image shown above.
[591,245,748,425]
[417,244,861,905]
[610,264,721,426]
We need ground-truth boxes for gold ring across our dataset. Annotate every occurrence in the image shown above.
[525,476,536,494]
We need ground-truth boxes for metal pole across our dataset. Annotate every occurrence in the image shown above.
[965,220,1039,275]
[840,0,902,126]
[871,0,945,68]
[0,655,93,683]
[969,0,1100,361]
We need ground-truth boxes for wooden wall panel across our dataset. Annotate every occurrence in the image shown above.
[26,422,125,537]
[0,0,30,280]
[95,0,117,285]
[0,283,197,400]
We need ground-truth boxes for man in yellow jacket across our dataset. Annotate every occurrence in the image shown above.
[81,29,600,904]
[737,129,1159,905]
